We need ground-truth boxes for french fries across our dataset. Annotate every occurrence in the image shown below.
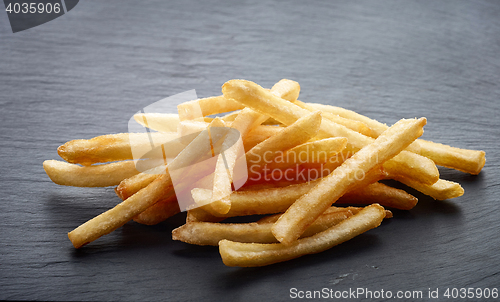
[219,204,386,267]
[58,132,180,166]
[308,102,486,174]
[271,117,426,244]
[43,160,139,187]
[44,78,485,268]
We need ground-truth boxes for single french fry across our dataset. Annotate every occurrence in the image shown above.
[338,182,418,210]
[258,206,393,223]
[68,173,174,248]
[43,160,139,187]
[406,140,486,175]
[115,165,166,200]
[293,99,371,136]
[222,110,282,125]
[134,113,180,133]
[243,125,282,151]
[58,132,180,166]
[395,177,464,200]
[222,79,438,185]
[272,117,426,244]
[219,204,386,267]
[270,79,301,102]
[308,102,486,174]
[133,192,180,225]
[177,95,244,121]
[172,209,354,246]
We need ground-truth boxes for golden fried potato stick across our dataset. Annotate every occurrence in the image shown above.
[209,108,268,214]
[272,117,426,244]
[68,174,174,248]
[177,95,244,121]
[68,119,225,248]
[58,132,180,166]
[134,113,180,133]
[115,165,166,200]
[272,79,371,136]
[339,182,418,210]
[308,102,486,174]
[243,125,282,151]
[246,111,322,176]
[172,209,354,246]
[133,192,180,225]
[219,203,386,267]
[270,78,301,102]
[257,206,393,224]
[394,176,464,200]
[43,160,139,187]
[222,79,438,185]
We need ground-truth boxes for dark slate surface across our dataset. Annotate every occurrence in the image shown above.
[1,1,499,301]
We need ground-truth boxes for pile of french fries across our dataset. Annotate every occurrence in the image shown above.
[44,79,486,267]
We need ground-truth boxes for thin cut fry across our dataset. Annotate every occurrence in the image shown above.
[134,113,180,133]
[68,173,174,248]
[395,177,464,200]
[133,192,180,225]
[43,160,139,187]
[177,95,244,121]
[272,117,426,244]
[219,204,386,267]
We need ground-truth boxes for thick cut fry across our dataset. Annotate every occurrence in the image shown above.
[246,111,322,176]
[68,173,174,248]
[395,177,464,200]
[173,209,354,246]
[222,79,438,185]
[58,132,180,166]
[219,204,386,267]
[270,79,301,102]
[272,118,426,244]
[308,102,486,174]
[177,95,244,121]
[43,160,139,187]
[134,113,180,133]
[133,192,180,225]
